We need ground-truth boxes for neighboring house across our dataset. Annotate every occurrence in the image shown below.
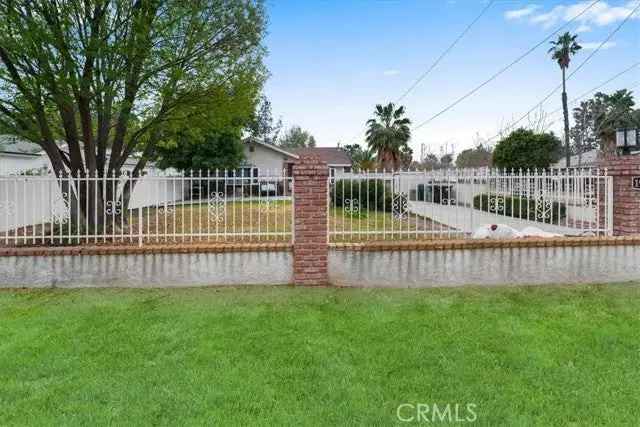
[553,149,600,168]
[291,147,353,178]
[0,135,49,175]
[242,141,353,178]
[0,135,153,175]
[243,140,298,177]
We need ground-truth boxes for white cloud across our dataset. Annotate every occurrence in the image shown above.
[581,41,617,50]
[383,69,400,76]
[507,1,640,29]
[504,4,540,20]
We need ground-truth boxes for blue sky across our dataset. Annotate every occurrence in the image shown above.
[263,0,640,157]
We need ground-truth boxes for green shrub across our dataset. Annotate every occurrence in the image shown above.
[332,179,405,213]
[473,194,566,223]
[492,128,562,170]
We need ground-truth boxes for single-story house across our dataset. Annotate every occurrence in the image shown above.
[291,147,353,178]
[242,140,353,177]
[0,136,50,175]
[0,135,353,179]
[0,135,156,175]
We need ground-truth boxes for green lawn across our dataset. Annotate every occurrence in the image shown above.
[1,284,639,425]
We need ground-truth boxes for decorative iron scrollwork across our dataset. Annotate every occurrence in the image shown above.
[159,204,175,216]
[259,199,276,213]
[344,198,359,215]
[392,193,408,220]
[52,192,70,224]
[489,195,504,213]
[208,192,225,223]
[105,200,122,215]
[535,193,552,220]
[0,201,16,216]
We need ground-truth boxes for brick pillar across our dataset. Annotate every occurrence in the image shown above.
[599,155,640,236]
[292,155,329,285]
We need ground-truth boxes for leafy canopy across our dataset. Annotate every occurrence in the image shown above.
[570,89,639,152]
[278,126,316,149]
[0,0,267,177]
[342,143,377,171]
[492,128,562,170]
[455,144,492,168]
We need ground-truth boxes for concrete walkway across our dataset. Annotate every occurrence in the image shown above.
[408,201,577,235]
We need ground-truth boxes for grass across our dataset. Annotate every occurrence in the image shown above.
[134,201,449,243]
[5,200,455,246]
[1,284,639,425]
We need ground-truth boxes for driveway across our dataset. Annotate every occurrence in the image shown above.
[408,201,578,235]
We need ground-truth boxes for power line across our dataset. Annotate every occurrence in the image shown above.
[486,2,640,141]
[395,0,495,103]
[492,62,639,139]
[342,0,496,146]
[547,81,640,129]
[411,0,602,131]
[544,63,640,122]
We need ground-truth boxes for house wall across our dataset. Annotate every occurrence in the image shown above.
[0,154,50,175]
[243,144,291,175]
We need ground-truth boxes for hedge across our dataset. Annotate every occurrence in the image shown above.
[473,194,566,223]
[332,179,406,213]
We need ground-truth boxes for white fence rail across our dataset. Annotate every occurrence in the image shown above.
[0,167,614,246]
[0,170,293,245]
[329,168,613,241]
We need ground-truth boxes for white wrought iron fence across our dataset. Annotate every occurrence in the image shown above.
[329,168,613,241]
[0,169,293,246]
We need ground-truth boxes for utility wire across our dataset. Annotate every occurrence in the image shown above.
[547,81,640,129]
[485,2,640,141]
[342,0,496,145]
[412,0,602,131]
[544,63,640,122]
[395,0,495,103]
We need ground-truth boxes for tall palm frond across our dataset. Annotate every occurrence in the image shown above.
[365,102,411,171]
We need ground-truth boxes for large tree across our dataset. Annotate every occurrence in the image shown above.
[0,0,266,232]
[548,32,581,167]
[455,144,492,168]
[278,125,316,149]
[569,89,639,154]
[153,73,260,172]
[247,96,281,145]
[342,143,377,171]
[365,103,411,171]
[493,128,562,170]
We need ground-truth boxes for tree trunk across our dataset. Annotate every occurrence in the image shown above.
[562,67,571,168]
[52,171,135,243]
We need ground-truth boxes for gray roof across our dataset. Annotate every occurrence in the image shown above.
[0,135,42,155]
[292,147,352,165]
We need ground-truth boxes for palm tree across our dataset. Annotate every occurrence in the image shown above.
[353,148,378,171]
[548,32,581,167]
[365,103,411,171]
